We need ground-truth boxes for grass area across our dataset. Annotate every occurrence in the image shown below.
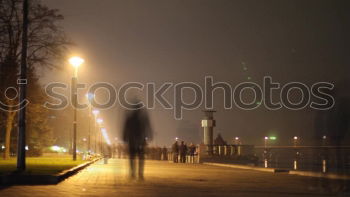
[0,155,86,175]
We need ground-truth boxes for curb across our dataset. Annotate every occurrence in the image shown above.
[0,158,101,185]
[203,162,289,173]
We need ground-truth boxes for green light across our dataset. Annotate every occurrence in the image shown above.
[269,136,277,140]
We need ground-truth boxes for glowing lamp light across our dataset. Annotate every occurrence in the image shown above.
[69,56,84,68]
[293,136,298,140]
[323,135,327,140]
[97,118,103,124]
[235,137,239,140]
[51,145,61,151]
[25,146,29,151]
[264,136,269,140]
[92,109,100,116]
[86,93,94,101]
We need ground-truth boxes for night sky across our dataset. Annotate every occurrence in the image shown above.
[42,0,350,146]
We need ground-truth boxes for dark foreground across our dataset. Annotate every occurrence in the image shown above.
[0,159,347,197]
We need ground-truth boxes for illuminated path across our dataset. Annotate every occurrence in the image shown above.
[0,159,334,196]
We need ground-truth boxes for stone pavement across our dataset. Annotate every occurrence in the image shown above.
[0,159,344,197]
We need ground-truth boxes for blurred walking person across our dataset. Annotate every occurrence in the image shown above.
[179,141,187,163]
[162,146,168,160]
[122,102,153,180]
[172,141,179,163]
[188,143,196,163]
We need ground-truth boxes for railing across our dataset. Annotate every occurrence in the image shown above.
[202,145,255,157]
[254,146,350,173]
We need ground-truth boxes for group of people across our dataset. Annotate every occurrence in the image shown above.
[114,144,168,160]
[171,141,197,163]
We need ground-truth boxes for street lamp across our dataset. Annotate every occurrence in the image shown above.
[69,56,84,161]
[293,136,298,147]
[264,136,268,148]
[322,135,327,146]
[92,109,99,153]
[97,118,103,154]
[233,137,240,145]
[86,93,94,153]
[69,56,84,76]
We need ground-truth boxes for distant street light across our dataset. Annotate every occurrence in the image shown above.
[92,109,100,116]
[322,135,327,146]
[293,136,298,147]
[97,118,103,124]
[69,56,84,161]
[264,136,268,148]
[233,137,240,145]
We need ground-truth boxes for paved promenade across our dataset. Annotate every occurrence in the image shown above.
[0,159,344,197]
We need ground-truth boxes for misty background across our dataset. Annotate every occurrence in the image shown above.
[41,0,350,146]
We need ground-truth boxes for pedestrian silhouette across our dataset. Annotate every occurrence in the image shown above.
[161,146,168,160]
[122,102,152,180]
[172,141,179,163]
[179,141,187,163]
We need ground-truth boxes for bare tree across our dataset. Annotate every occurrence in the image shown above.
[0,0,70,159]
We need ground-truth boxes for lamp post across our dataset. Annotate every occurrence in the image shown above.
[264,136,269,148]
[234,137,240,145]
[86,93,94,153]
[263,137,269,168]
[322,135,327,146]
[97,118,103,154]
[17,0,29,172]
[293,136,299,170]
[293,136,298,147]
[69,56,84,161]
[92,109,100,153]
